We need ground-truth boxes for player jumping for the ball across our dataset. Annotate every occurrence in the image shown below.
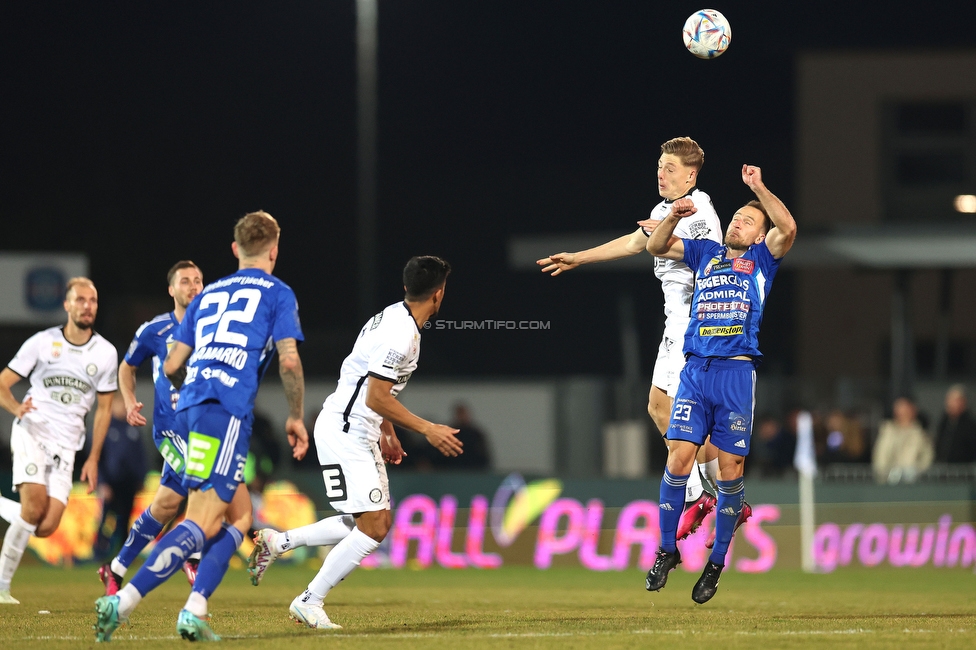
[642,164,796,603]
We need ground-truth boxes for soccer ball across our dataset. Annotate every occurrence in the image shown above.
[682,9,731,59]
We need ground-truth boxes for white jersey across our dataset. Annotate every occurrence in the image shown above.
[7,326,119,451]
[645,188,722,339]
[322,302,421,443]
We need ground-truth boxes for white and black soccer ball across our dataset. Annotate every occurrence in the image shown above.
[682,9,731,59]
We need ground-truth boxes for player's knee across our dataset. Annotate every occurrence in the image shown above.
[149,498,181,524]
[19,499,46,526]
[34,519,59,538]
[357,511,392,542]
[231,508,253,534]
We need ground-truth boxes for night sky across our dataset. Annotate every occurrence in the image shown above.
[4,2,975,377]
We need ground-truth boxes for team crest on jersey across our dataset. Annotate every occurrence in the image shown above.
[703,258,731,277]
[86,363,97,377]
[51,342,62,359]
[732,258,755,274]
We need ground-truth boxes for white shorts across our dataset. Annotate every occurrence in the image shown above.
[651,334,687,398]
[10,421,75,505]
[314,413,390,514]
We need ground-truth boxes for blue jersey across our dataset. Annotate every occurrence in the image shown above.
[682,239,780,359]
[124,312,180,434]
[173,268,304,419]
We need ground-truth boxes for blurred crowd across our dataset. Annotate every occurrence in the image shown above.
[745,384,976,482]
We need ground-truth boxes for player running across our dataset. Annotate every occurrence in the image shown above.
[537,137,727,536]
[247,256,462,630]
[0,278,118,604]
[643,164,796,603]
[94,211,308,641]
[97,261,204,596]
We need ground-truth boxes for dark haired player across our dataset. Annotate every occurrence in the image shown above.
[642,165,796,603]
[98,261,204,595]
[247,255,462,630]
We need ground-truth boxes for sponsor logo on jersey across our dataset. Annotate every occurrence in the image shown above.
[51,342,62,359]
[25,463,37,476]
[734,439,747,449]
[660,503,674,511]
[384,349,405,367]
[43,376,92,392]
[369,488,383,504]
[702,257,723,277]
[728,412,750,433]
[199,367,239,387]
[86,363,97,376]
[688,220,713,239]
[720,507,738,516]
[732,258,755,274]
[699,325,744,337]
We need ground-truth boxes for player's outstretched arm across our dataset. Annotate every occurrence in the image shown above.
[117,361,147,426]
[643,198,695,260]
[81,391,114,494]
[276,337,308,460]
[163,341,193,389]
[0,368,33,418]
[365,377,462,457]
[742,164,796,259]
[537,229,649,276]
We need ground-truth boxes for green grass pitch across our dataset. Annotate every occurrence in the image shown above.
[1,563,974,648]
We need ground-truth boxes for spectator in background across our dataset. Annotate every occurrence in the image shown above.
[440,403,492,470]
[934,385,976,463]
[872,396,933,484]
[749,415,795,477]
[823,409,869,464]
[93,393,148,559]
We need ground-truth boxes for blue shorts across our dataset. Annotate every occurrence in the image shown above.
[666,356,756,456]
[153,427,188,498]
[175,402,252,503]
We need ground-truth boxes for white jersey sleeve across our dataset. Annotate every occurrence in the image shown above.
[7,332,42,379]
[322,302,421,442]
[649,188,723,339]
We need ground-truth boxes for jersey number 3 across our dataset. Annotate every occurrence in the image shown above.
[195,289,263,347]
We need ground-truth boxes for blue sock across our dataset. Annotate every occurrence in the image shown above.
[129,520,205,596]
[192,523,244,599]
[116,507,165,570]
[659,469,689,553]
[710,478,745,566]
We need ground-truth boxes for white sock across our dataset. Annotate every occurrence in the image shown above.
[0,496,21,524]
[278,515,355,552]
[188,551,202,561]
[184,591,208,618]
[110,557,127,577]
[117,584,143,619]
[685,461,704,502]
[701,458,720,494]
[0,516,36,591]
[303,528,380,605]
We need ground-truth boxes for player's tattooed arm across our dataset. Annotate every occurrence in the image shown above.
[276,337,304,420]
[276,337,309,460]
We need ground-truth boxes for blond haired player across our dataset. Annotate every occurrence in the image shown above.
[538,137,725,534]
[0,277,118,604]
